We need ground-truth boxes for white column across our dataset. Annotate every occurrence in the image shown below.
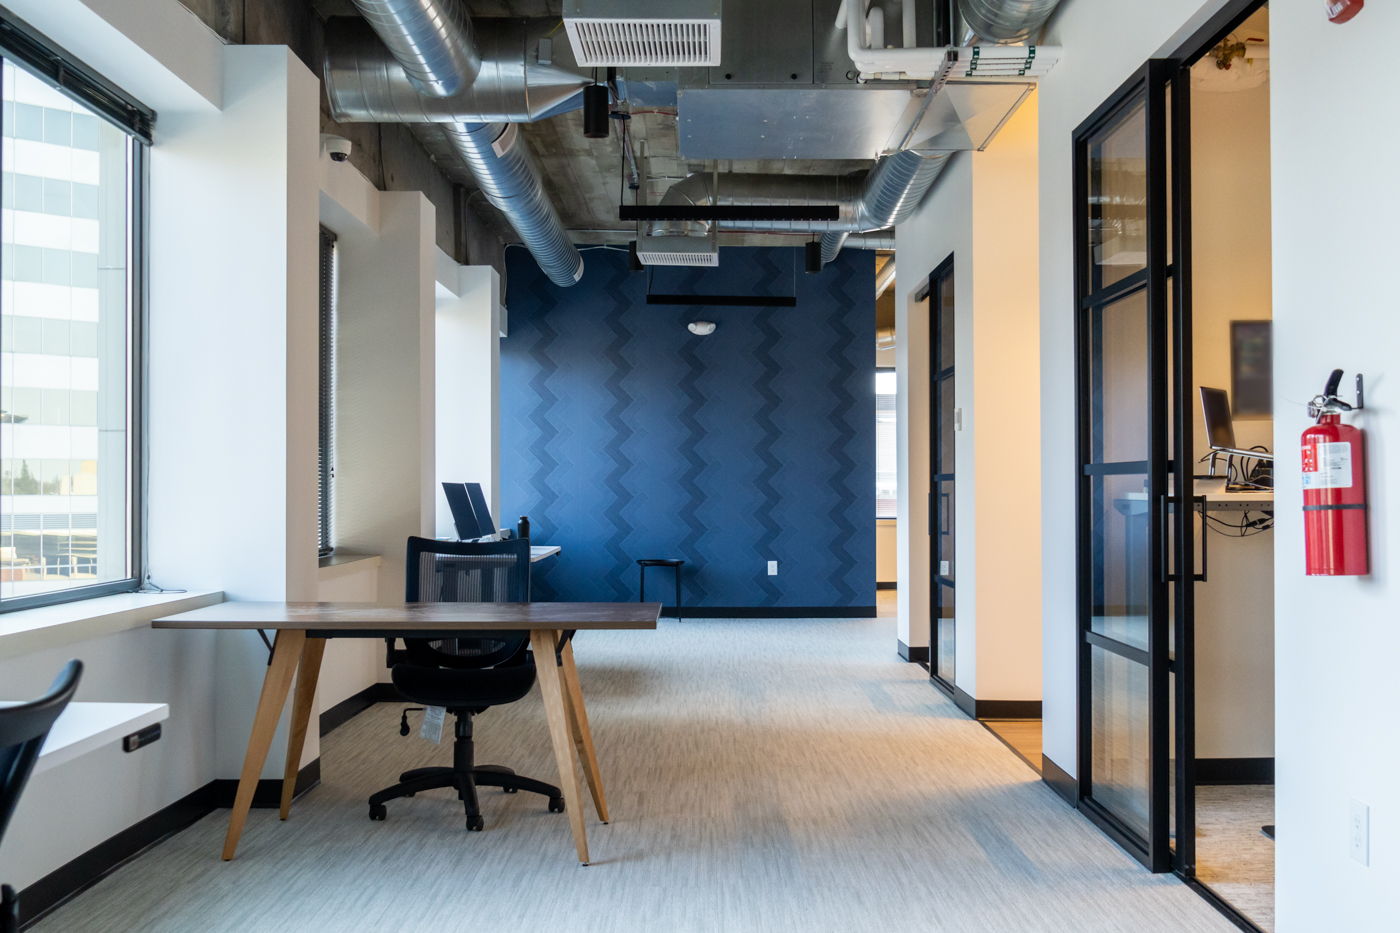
[435,265,501,536]
[333,192,437,607]
[146,45,320,778]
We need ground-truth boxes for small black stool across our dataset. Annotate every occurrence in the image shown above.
[636,559,684,621]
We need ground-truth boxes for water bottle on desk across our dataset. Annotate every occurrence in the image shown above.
[517,515,530,542]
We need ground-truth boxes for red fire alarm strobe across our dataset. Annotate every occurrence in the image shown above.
[1327,0,1363,24]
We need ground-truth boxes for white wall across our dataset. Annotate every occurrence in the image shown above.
[896,94,1041,703]
[315,559,381,711]
[896,153,968,653]
[1272,1,1400,927]
[144,45,321,780]
[1037,0,1237,778]
[435,265,501,536]
[333,193,437,606]
[876,519,897,583]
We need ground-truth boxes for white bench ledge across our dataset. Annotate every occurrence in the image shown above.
[317,552,382,582]
[0,591,224,661]
[32,702,169,775]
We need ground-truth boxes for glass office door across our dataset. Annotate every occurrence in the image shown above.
[1073,61,1183,874]
[930,258,956,692]
[924,254,957,689]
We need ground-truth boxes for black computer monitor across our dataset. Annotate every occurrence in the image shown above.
[1199,386,1236,451]
[464,483,495,535]
[442,483,482,540]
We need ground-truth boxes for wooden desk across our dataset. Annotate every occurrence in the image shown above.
[153,601,659,864]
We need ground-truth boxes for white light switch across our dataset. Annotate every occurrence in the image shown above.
[1351,799,1369,865]
[767,561,778,576]
[954,408,963,431]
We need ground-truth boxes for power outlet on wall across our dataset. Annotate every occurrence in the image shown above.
[767,561,778,576]
[1350,799,1369,866]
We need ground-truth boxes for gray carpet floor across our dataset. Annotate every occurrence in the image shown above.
[36,616,1239,933]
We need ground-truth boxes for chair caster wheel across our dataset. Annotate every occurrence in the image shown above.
[503,787,518,794]
[404,793,415,797]
[548,797,566,813]
[369,804,387,821]
[466,815,484,832]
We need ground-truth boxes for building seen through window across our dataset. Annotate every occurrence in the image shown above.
[0,59,135,603]
[876,369,896,518]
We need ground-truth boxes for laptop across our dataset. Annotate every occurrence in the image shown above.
[442,482,482,540]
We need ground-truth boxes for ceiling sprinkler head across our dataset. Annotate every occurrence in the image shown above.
[688,321,716,336]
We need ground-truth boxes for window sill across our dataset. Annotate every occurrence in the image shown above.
[0,590,224,662]
[317,552,381,582]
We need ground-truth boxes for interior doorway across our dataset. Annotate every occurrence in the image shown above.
[1071,1,1275,929]
[928,256,956,693]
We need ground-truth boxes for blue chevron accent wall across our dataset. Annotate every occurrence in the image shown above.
[500,246,875,613]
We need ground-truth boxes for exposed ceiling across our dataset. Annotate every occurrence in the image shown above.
[315,0,876,247]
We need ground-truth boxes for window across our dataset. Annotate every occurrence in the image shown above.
[0,14,151,610]
[318,227,337,557]
[875,369,896,518]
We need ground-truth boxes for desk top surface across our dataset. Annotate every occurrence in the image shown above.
[152,601,660,631]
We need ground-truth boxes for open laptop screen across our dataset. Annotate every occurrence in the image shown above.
[1199,386,1236,451]
[442,483,482,540]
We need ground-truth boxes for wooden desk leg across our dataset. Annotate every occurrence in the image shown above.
[530,629,589,864]
[559,639,609,823]
[222,628,306,861]
[280,636,326,819]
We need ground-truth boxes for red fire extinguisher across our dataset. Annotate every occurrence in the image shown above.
[1302,369,1367,575]
[1326,0,1363,25]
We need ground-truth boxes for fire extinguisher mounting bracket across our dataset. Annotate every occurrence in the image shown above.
[1308,369,1364,421]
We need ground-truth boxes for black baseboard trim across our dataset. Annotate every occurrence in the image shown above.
[897,640,929,663]
[876,581,897,590]
[1196,757,1274,785]
[17,758,323,929]
[320,683,399,737]
[678,606,877,618]
[209,758,321,809]
[1042,754,1077,808]
[952,686,1042,721]
[17,783,217,929]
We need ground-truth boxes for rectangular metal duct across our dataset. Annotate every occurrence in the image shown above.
[564,0,722,67]
[637,235,720,267]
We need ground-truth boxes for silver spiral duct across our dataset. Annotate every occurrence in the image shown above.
[958,0,1062,45]
[347,0,480,98]
[820,232,849,265]
[325,17,589,124]
[443,123,583,288]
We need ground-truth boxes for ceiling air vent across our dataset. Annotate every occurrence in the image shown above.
[637,235,719,267]
[564,0,722,67]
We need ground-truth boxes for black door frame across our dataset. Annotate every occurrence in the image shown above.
[1073,58,1175,873]
[928,253,956,696]
[1072,0,1272,898]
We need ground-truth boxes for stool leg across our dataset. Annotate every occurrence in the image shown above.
[674,566,681,622]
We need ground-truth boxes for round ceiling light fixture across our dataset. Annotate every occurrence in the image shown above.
[688,321,716,336]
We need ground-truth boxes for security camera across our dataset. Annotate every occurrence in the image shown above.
[321,134,352,163]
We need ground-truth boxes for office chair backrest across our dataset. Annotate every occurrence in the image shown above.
[402,537,530,670]
[0,660,81,848]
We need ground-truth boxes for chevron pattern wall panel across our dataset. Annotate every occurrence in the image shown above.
[500,247,876,614]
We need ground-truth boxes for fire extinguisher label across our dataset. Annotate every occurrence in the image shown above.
[1302,441,1353,489]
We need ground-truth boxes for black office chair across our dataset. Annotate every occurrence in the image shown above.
[368,538,564,832]
[1,660,82,933]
